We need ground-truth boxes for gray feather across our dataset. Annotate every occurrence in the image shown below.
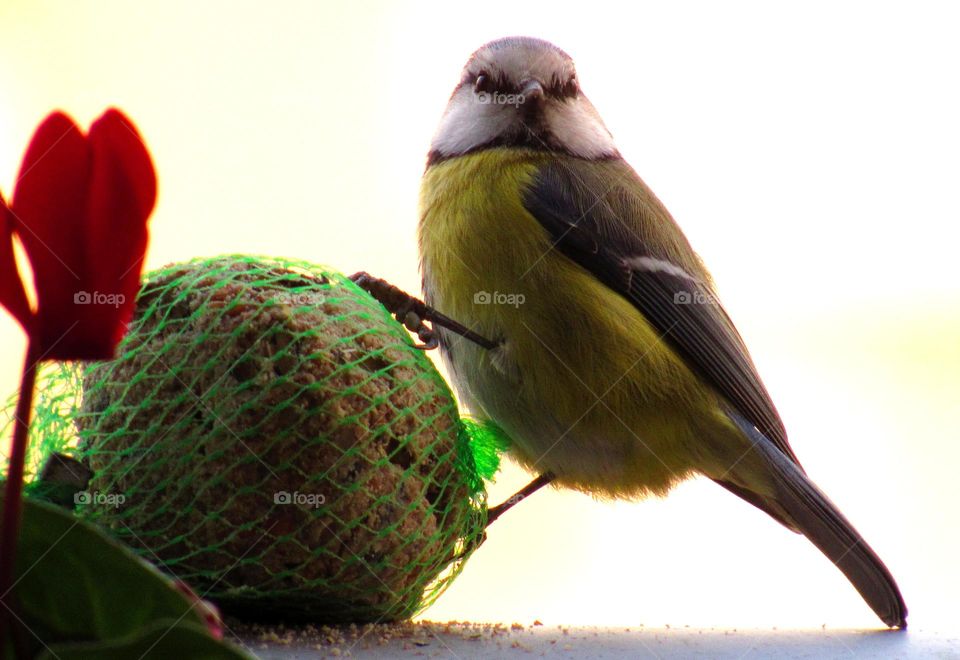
[726,411,907,628]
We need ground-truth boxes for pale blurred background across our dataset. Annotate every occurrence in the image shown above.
[1,0,957,632]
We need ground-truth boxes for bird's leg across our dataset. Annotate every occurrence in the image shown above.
[350,272,498,350]
[352,272,548,554]
[486,471,555,527]
[454,472,556,561]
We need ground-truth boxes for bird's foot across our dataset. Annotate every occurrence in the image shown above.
[349,271,498,350]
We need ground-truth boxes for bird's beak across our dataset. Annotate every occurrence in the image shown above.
[520,79,544,101]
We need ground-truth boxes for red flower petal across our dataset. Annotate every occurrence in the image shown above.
[11,110,156,360]
[0,193,32,329]
[85,109,155,350]
[10,112,92,358]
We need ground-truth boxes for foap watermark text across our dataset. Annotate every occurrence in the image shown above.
[274,491,326,508]
[474,290,525,308]
[270,292,323,307]
[74,490,126,508]
[673,290,716,306]
[476,91,527,107]
[74,291,125,308]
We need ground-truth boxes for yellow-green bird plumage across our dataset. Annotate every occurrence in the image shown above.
[420,148,760,499]
[418,36,906,628]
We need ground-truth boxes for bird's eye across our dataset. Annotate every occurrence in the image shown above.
[474,72,496,94]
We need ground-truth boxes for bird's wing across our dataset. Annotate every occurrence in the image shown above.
[523,158,801,468]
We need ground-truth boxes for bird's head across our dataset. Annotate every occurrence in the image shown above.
[428,37,619,164]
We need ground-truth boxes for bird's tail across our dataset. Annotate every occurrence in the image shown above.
[715,412,908,628]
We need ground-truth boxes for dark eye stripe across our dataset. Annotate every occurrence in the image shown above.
[471,71,523,95]
[463,71,579,98]
[542,77,578,99]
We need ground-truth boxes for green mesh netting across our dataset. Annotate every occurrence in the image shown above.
[0,255,508,623]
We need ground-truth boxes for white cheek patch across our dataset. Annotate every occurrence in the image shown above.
[542,99,618,159]
[431,87,517,156]
[626,256,700,283]
[429,86,620,160]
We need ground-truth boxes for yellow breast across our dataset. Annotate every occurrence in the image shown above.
[418,148,731,498]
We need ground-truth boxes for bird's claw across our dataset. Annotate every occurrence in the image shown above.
[414,327,439,350]
[349,271,495,351]
[397,304,439,350]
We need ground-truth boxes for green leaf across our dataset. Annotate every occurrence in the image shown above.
[39,620,253,659]
[6,494,207,642]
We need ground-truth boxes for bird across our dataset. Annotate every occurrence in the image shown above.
[417,36,907,628]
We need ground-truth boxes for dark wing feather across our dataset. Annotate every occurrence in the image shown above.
[523,159,801,468]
